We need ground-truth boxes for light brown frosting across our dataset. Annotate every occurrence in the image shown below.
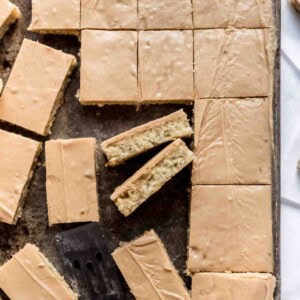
[192,98,272,184]
[193,0,273,29]
[0,243,77,299]
[139,30,194,102]
[290,0,300,12]
[192,273,276,300]
[29,0,80,31]
[194,29,272,99]
[188,185,273,273]
[81,0,137,29]
[0,129,41,225]
[138,0,192,29]
[0,0,16,25]
[113,230,191,300]
[45,138,99,225]
[80,30,138,104]
[0,39,76,135]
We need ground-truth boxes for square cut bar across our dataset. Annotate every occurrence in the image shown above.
[192,98,272,184]
[28,0,80,35]
[0,39,77,136]
[193,0,273,29]
[0,0,21,39]
[112,230,190,300]
[81,0,137,29]
[0,129,41,225]
[111,139,194,216]
[0,243,77,299]
[101,109,193,166]
[45,138,99,226]
[194,29,274,99]
[188,185,273,273]
[138,0,192,29]
[192,273,276,300]
[80,30,138,105]
[139,30,194,103]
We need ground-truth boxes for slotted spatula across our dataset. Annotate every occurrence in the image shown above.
[55,223,124,300]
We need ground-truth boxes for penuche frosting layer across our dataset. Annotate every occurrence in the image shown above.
[188,185,273,273]
[113,230,191,300]
[192,273,276,300]
[45,138,99,225]
[192,98,272,185]
[0,243,77,299]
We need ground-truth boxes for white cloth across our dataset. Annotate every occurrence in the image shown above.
[281,0,300,298]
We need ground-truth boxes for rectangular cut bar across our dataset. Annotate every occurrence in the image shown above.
[0,243,77,299]
[80,30,138,105]
[45,138,99,225]
[29,0,80,35]
[188,185,273,273]
[138,0,192,29]
[0,129,41,225]
[0,39,77,136]
[192,98,272,184]
[139,30,194,103]
[112,230,190,300]
[111,139,194,216]
[193,0,273,29]
[194,29,274,99]
[192,273,276,300]
[0,0,21,39]
[81,0,137,29]
[101,109,193,166]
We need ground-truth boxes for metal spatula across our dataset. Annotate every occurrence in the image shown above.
[55,223,124,300]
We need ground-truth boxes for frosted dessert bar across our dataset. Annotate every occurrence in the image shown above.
[0,39,77,136]
[194,29,274,99]
[101,109,193,166]
[81,0,137,29]
[192,98,272,184]
[188,185,273,273]
[112,230,190,300]
[45,138,99,225]
[139,30,194,103]
[138,0,192,29]
[80,30,138,105]
[192,273,276,300]
[111,139,194,216]
[0,243,77,299]
[29,0,80,35]
[0,0,21,39]
[0,129,41,225]
[193,0,273,29]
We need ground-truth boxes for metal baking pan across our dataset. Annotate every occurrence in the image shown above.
[0,0,280,299]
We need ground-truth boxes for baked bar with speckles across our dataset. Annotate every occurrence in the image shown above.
[0,39,77,136]
[0,129,41,225]
[139,30,194,103]
[192,273,276,300]
[194,29,275,99]
[80,30,138,105]
[101,109,193,166]
[45,138,99,226]
[111,139,194,216]
[192,98,272,185]
[0,243,77,299]
[81,0,137,29]
[193,0,273,29]
[138,0,192,29]
[0,0,21,39]
[112,230,191,300]
[188,185,273,273]
[28,0,80,35]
